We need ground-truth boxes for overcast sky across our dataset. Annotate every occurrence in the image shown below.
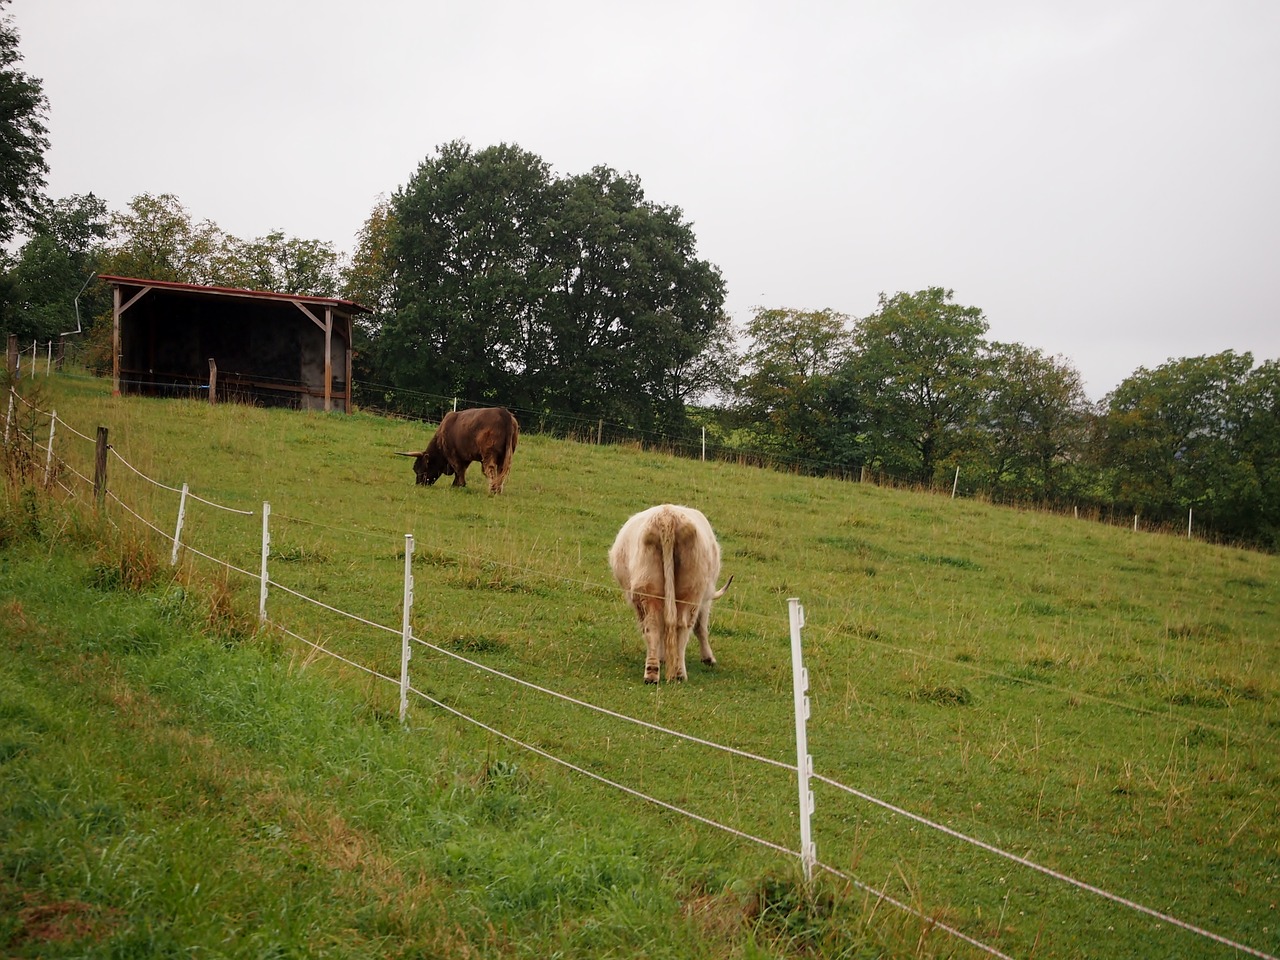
[12,0,1279,400]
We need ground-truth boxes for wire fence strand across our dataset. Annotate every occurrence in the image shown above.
[15,387,1276,960]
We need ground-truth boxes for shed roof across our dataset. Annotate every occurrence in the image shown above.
[97,275,371,314]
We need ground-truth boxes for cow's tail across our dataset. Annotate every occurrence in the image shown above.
[659,508,678,667]
[504,413,519,471]
[711,574,734,600]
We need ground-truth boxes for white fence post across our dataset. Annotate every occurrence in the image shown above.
[400,533,415,725]
[701,426,706,461]
[951,466,959,498]
[43,412,56,483]
[789,597,816,883]
[171,483,189,566]
[259,502,271,622]
[45,340,52,376]
[5,389,14,444]
[1188,507,1193,539]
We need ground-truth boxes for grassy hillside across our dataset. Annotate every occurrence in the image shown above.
[2,372,1278,959]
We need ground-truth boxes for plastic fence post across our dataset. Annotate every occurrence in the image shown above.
[259,502,271,622]
[789,597,816,883]
[400,533,415,725]
[45,341,52,376]
[43,410,56,485]
[171,483,189,566]
[4,389,13,444]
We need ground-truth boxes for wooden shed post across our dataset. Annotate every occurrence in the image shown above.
[208,358,218,403]
[111,285,121,395]
[323,306,333,413]
[345,314,354,413]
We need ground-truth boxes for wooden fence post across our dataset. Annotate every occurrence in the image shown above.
[6,335,16,380]
[94,427,108,505]
[208,358,218,403]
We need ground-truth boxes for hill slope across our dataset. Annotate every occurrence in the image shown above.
[2,372,1277,959]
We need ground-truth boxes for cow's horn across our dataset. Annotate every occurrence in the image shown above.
[394,450,425,457]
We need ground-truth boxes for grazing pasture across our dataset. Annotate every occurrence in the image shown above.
[3,371,1278,959]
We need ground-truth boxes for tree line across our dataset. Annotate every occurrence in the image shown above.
[1,6,1276,548]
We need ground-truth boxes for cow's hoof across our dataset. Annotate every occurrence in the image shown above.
[702,657,716,667]
[644,676,658,684]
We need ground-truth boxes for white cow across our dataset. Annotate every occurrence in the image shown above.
[608,504,733,683]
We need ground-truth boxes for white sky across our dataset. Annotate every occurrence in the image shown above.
[12,0,1280,400]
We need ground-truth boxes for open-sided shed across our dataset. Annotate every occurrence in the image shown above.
[100,275,370,413]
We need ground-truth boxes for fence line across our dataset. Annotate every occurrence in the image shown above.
[7,408,1018,958]
[269,579,402,637]
[11,392,259,519]
[13,396,1264,765]
[11,386,1278,960]
[51,412,98,445]
[16,388,1276,756]
[811,773,1278,960]
[271,620,399,685]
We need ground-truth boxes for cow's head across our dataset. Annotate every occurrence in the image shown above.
[395,445,449,485]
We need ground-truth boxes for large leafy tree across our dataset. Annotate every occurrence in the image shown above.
[733,307,851,459]
[0,0,48,245]
[98,193,227,285]
[1235,360,1280,546]
[978,343,1093,501]
[342,196,394,328]
[837,287,989,483]
[3,193,109,341]
[1099,351,1256,529]
[219,230,342,298]
[380,141,555,407]
[541,166,729,432]
[377,141,729,430]
[341,196,395,393]
[99,193,341,297]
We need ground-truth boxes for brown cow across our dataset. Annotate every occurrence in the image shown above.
[397,407,519,494]
[608,504,733,683]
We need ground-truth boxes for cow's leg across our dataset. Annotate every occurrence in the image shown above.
[481,455,500,494]
[451,461,467,487]
[694,602,717,666]
[673,624,694,682]
[665,611,691,682]
[635,596,662,684]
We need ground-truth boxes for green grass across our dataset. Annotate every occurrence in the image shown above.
[2,370,1278,958]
